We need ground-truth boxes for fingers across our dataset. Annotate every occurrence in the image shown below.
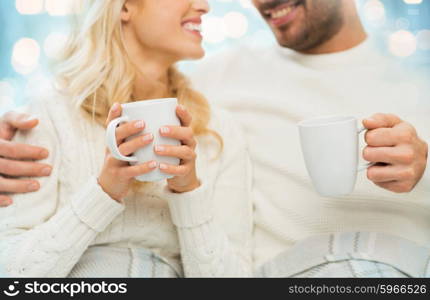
[105,103,146,144]
[122,161,158,178]
[363,146,414,165]
[115,120,146,143]
[105,103,122,127]
[0,195,12,207]
[363,113,402,130]
[159,163,191,176]
[0,140,49,160]
[176,105,192,127]
[3,111,39,131]
[365,128,397,147]
[154,145,196,161]
[367,165,403,183]
[0,176,40,193]
[160,126,196,148]
[118,133,153,156]
[374,180,416,193]
[0,158,52,177]
[0,112,38,141]
[365,122,417,147]
[0,121,16,141]
[160,106,195,147]
[367,164,417,188]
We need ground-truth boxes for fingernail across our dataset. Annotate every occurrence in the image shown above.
[28,182,39,192]
[149,161,158,169]
[41,167,52,176]
[179,105,186,111]
[160,127,170,134]
[155,145,165,152]
[135,121,145,129]
[142,133,153,142]
[159,163,168,170]
[24,115,37,122]
[39,149,49,158]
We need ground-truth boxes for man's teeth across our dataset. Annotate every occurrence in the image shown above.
[183,23,202,32]
[270,6,293,19]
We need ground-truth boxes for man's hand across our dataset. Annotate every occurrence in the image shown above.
[363,113,428,193]
[0,112,52,207]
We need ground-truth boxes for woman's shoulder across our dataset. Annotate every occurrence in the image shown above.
[10,89,70,152]
[34,87,77,114]
[21,85,72,118]
[27,86,92,129]
[18,87,97,150]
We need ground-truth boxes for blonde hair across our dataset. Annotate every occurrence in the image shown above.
[54,0,222,145]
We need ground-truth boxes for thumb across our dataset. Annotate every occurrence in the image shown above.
[176,105,192,127]
[3,111,39,130]
[105,103,122,127]
[0,112,39,140]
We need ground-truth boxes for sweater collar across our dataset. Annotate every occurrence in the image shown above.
[275,38,374,69]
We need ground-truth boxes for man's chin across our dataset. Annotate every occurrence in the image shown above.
[273,30,299,49]
[268,19,296,42]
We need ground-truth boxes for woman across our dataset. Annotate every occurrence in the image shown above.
[0,0,252,277]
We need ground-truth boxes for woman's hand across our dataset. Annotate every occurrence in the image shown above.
[155,105,200,193]
[98,103,156,202]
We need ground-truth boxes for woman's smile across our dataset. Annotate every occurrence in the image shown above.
[182,17,203,39]
[121,0,209,63]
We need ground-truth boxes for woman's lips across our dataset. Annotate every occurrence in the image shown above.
[182,18,203,38]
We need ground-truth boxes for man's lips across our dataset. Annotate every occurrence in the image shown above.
[261,0,303,27]
[260,0,302,12]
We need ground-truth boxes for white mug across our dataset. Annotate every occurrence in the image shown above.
[106,98,180,182]
[298,115,373,197]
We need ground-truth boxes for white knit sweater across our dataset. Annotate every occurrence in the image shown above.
[190,39,430,270]
[0,93,253,278]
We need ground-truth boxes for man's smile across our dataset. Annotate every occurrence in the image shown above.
[260,0,305,28]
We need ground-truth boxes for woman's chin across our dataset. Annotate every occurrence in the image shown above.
[181,45,205,60]
[169,47,205,64]
[192,50,205,60]
[183,49,205,60]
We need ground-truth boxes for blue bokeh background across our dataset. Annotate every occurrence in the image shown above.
[0,0,429,113]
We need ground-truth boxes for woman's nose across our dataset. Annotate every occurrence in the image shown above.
[192,0,210,14]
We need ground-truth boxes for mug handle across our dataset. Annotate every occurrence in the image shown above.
[357,125,376,172]
[106,116,139,162]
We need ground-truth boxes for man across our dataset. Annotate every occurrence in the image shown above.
[189,0,429,277]
[1,0,429,277]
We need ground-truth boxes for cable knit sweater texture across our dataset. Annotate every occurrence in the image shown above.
[190,39,430,270]
[0,93,253,278]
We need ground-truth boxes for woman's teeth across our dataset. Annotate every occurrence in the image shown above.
[183,23,202,33]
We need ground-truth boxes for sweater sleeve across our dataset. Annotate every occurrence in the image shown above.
[0,101,124,278]
[160,111,253,277]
